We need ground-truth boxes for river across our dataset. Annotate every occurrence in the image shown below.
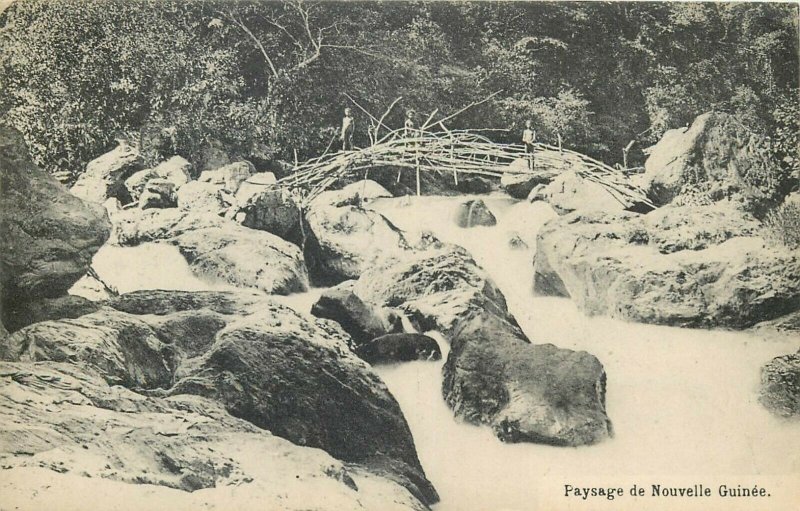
[73,195,800,511]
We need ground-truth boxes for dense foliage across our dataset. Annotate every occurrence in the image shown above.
[0,0,797,181]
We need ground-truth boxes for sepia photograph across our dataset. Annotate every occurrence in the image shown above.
[0,1,798,510]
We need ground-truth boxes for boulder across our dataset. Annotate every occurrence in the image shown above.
[177,180,232,214]
[533,207,800,328]
[139,178,177,209]
[112,209,309,295]
[312,180,393,208]
[350,244,612,446]
[443,311,612,446]
[501,158,562,199]
[1,295,99,333]
[235,171,278,199]
[310,282,402,346]
[453,199,497,228]
[642,203,760,253]
[124,156,192,201]
[753,310,800,333]
[534,170,626,214]
[70,142,144,204]
[0,307,172,389]
[1,290,439,505]
[356,333,441,364]
[199,161,253,194]
[759,350,800,418]
[455,175,493,194]
[176,225,308,295]
[351,245,509,334]
[0,362,428,510]
[0,127,111,316]
[508,233,529,250]
[305,204,411,285]
[232,182,302,245]
[643,112,784,213]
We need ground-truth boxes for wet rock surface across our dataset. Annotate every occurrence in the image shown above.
[0,127,110,330]
[2,295,100,333]
[443,311,612,446]
[533,206,800,328]
[311,281,402,347]
[352,244,509,335]
[70,142,144,204]
[356,333,442,365]
[530,169,626,214]
[112,208,308,295]
[759,349,800,418]
[454,199,497,228]
[0,361,429,510]
[501,158,560,199]
[0,290,438,506]
[125,156,192,202]
[350,243,612,446]
[304,203,411,285]
[643,112,786,214]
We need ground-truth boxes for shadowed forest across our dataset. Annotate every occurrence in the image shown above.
[1,0,797,182]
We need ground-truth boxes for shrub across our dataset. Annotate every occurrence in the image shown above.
[763,200,800,249]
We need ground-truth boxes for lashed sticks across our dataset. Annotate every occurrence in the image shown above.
[278,127,655,211]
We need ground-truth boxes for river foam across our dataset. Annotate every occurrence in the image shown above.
[70,196,799,510]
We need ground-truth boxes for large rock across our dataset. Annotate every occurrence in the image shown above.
[311,281,402,346]
[643,112,784,213]
[139,178,177,209]
[759,349,800,418]
[443,311,612,446]
[351,244,509,334]
[455,175,493,194]
[642,203,760,253]
[533,206,800,328]
[0,307,173,389]
[124,156,192,202]
[530,170,626,214]
[112,209,308,295]
[305,204,411,285]
[232,179,302,245]
[1,295,99,333]
[0,127,110,326]
[1,290,439,505]
[453,199,497,228]
[312,180,393,208]
[70,142,144,203]
[233,171,277,203]
[0,362,428,510]
[350,244,612,446]
[501,158,560,199]
[199,161,253,194]
[356,333,442,365]
[177,180,232,215]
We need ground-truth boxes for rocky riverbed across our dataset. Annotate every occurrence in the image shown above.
[2,109,799,511]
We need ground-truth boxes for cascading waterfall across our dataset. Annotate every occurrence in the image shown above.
[73,195,799,511]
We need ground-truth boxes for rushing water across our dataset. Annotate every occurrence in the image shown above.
[373,195,800,511]
[71,196,799,511]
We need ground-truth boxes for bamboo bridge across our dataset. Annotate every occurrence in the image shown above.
[276,93,655,211]
[277,127,655,212]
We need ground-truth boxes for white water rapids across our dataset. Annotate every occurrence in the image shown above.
[73,195,799,511]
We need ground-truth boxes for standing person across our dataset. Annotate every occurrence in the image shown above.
[404,111,416,135]
[341,107,354,151]
[522,119,536,170]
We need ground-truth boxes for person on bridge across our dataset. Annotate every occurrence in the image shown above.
[404,111,415,136]
[522,119,536,171]
[341,107,355,151]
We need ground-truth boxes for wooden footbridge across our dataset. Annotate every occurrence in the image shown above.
[277,96,655,212]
